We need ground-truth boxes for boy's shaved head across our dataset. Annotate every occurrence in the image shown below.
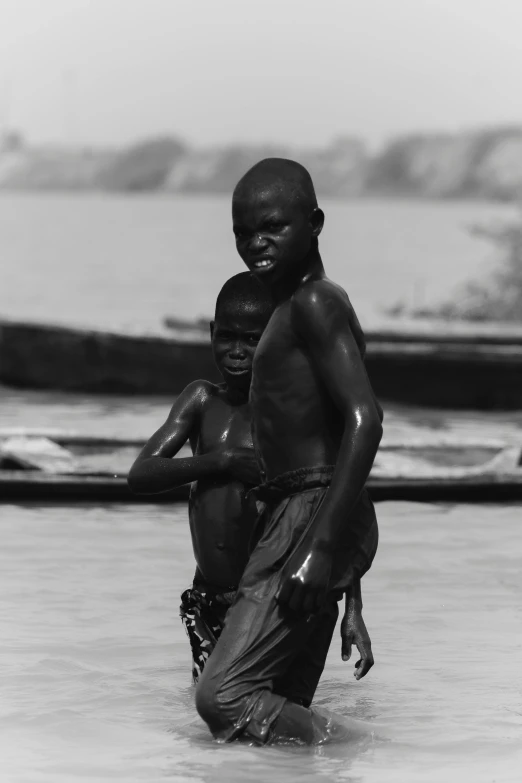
[232,158,324,283]
[215,272,274,320]
[233,158,318,214]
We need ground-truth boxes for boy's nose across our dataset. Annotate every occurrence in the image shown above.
[251,233,269,251]
[229,342,246,359]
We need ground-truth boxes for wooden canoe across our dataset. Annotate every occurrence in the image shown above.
[1,316,522,408]
[1,429,521,503]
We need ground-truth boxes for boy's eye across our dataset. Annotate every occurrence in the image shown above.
[247,335,259,344]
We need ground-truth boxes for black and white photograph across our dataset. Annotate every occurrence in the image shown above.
[1,1,521,781]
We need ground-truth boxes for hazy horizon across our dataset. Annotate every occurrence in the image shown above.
[2,0,522,149]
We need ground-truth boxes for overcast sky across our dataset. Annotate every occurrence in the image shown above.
[1,0,521,149]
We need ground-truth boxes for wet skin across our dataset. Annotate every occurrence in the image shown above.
[127,306,265,588]
[233,180,383,634]
[128,295,371,672]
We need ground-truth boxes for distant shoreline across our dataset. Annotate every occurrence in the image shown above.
[2,127,522,202]
[0,189,510,205]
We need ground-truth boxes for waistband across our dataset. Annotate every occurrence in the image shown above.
[182,585,237,610]
[192,568,238,598]
[251,465,335,504]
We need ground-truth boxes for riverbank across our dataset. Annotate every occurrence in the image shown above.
[2,126,522,200]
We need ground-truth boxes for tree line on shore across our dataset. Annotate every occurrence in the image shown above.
[1,127,522,202]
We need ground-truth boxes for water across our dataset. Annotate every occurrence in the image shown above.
[1,392,521,783]
[2,192,522,781]
[1,388,521,781]
[1,500,521,783]
[2,384,522,447]
[0,192,517,329]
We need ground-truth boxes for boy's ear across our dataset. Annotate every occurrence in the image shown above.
[209,320,215,339]
[309,207,324,238]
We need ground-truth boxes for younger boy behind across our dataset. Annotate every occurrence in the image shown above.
[128,273,270,681]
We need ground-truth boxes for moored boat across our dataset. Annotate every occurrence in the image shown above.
[1,316,522,408]
[1,429,521,503]
[0,318,220,395]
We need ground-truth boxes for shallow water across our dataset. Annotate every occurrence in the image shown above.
[1,500,521,782]
[1,383,521,782]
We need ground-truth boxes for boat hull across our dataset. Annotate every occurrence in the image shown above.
[1,318,522,408]
[0,319,220,394]
[0,431,521,503]
[2,471,522,502]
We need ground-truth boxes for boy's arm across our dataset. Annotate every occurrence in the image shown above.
[341,578,374,679]
[277,286,382,613]
[128,381,227,494]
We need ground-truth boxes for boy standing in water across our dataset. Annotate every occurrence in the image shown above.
[128,272,376,684]
[196,160,382,744]
[128,273,269,681]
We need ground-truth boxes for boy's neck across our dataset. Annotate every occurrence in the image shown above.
[224,383,250,405]
[271,247,325,303]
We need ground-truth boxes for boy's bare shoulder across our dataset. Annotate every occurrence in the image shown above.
[291,277,366,354]
[292,277,353,322]
[170,378,222,416]
[187,378,223,399]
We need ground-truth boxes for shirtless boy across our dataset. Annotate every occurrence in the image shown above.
[195,160,382,745]
[128,272,375,685]
[127,273,269,680]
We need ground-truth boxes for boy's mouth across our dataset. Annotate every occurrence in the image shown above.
[251,257,275,272]
[223,365,250,376]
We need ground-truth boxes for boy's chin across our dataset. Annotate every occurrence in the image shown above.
[248,258,302,284]
[222,370,251,390]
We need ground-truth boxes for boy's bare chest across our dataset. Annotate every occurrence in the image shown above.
[252,306,309,387]
[197,398,253,453]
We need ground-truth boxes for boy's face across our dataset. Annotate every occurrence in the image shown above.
[211,306,268,390]
[232,186,323,285]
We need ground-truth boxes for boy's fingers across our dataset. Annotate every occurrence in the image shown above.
[354,647,374,680]
[354,660,370,679]
[341,634,353,662]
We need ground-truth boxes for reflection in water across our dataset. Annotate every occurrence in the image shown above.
[1,501,521,782]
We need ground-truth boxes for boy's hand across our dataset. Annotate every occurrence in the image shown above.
[223,448,262,486]
[341,608,374,680]
[277,541,332,614]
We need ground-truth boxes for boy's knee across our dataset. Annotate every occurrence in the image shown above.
[195,675,233,735]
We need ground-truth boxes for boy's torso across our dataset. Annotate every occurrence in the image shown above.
[188,386,258,589]
[250,286,345,481]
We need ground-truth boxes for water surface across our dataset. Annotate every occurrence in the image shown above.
[2,385,522,446]
[0,193,516,329]
[1,501,521,782]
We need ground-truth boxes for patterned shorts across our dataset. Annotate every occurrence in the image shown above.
[179,585,237,683]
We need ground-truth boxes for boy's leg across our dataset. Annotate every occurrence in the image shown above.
[180,587,231,683]
[274,597,339,707]
[195,572,322,743]
[276,491,377,707]
[196,481,375,745]
[195,576,366,745]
